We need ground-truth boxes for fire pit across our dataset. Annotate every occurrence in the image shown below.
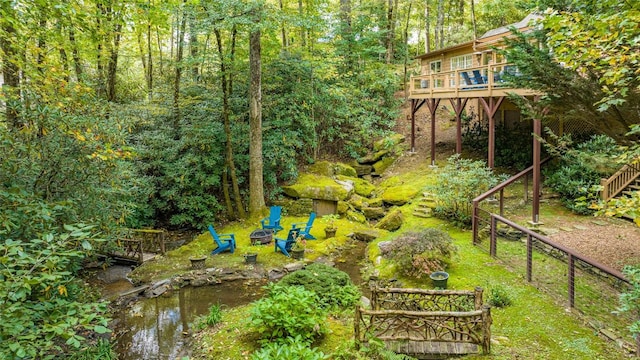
[250,229,273,245]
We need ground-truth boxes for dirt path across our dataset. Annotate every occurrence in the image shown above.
[391,96,640,273]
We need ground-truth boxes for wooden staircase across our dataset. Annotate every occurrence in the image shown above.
[414,192,436,218]
[600,159,640,202]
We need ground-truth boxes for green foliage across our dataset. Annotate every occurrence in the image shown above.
[617,266,640,338]
[488,285,514,308]
[205,303,223,327]
[428,155,505,226]
[250,284,327,343]
[67,339,117,360]
[251,335,329,360]
[461,110,536,170]
[385,228,458,279]
[276,263,360,309]
[0,225,110,359]
[543,134,622,214]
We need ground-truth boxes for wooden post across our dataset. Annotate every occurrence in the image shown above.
[568,254,575,308]
[482,305,492,354]
[478,97,504,169]
[490,215,497,257]
[424,98,441,166]
[532,117,541,224]
[474,287,484,310]
[354,306,361,350]
[499,188,504,216]
[448,98,468,154]
[410,99,426,154]
[526,234,532,282]
[472,202,479,245]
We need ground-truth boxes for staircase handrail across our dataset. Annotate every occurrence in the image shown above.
[600,158,640,202]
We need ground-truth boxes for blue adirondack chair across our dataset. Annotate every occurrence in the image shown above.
[461,72,473,86]
[208,225,236,255]
[291,212,316,240]
[472,70,485,85]
[260,206,283,233]
[274,228,300,257]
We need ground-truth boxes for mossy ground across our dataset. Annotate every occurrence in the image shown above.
[133,158,630,359]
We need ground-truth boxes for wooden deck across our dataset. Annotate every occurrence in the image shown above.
[409,63,540,99]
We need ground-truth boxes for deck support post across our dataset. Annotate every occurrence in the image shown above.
[410,99,426,153]
[424,99,441,166]
[531,95,548,225]
[449,98,469,154]
[478,97,504,168]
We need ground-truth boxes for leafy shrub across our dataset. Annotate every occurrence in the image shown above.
[68,339,117,360]
[385,229,458,279]
[250,284,327,343]
[251,335,328,360]
[428,155,504,227]
[0,225,111,359]
[332,337,415,360]
[276,263,361,309]
[488,285,513,308]
[543,134,622,214]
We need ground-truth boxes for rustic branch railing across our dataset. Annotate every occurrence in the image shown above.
[600,159,640,202]
[355,287,491,356]
[118,238,144,264]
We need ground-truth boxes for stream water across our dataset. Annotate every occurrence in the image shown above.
[109,240,368,360]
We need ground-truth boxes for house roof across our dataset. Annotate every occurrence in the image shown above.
[414,13,542,60]
[479,13,542,39]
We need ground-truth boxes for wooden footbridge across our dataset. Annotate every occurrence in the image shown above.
[109,229,167,264]
[355,287,491,359]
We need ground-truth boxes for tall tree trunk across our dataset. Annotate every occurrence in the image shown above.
[188,7,199,81]
[0,1,21,129]
[424,0,431,53]
[107,22,122,102]
[385,0,394,63]
[147,22,153,100]
[403,2,412,99]
[215,28,246,219]
[470,0,477,41]
[458,0,464,25]
[173,6,187,135]
[69,28,83,81]
[279,0,288,48]
[249,28,265,217]
[298,0,306,48]
[156,25,164,73]
[339,0,354,71]
[138,32,147,86]
[436,0,444,49]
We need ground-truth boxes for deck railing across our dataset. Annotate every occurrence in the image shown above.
[410,63,520,97]
[600,158,640,202]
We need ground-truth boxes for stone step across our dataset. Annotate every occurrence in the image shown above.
[419,201,436,208]
[414,208,432,214]
[413,211,432,218]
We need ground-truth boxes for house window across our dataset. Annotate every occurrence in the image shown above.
[430,60,442,74]
[450,54,473,71]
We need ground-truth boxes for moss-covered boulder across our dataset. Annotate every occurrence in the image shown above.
[337,201,350,215]
[367,197,384,207]
[282,174,351,201]
[346,210,367,224]
[353,229,384,242]
[362,207,386,220]
[357,149,389,165]
[372,155,397,175]
[375,208,403,231]
[336,175,375,197]
[308,160,357,177]
[351,163,373,176]
[373,134,405,152]
[348,194,367,210]
[274,198,313,216]
[381,185,419,206]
